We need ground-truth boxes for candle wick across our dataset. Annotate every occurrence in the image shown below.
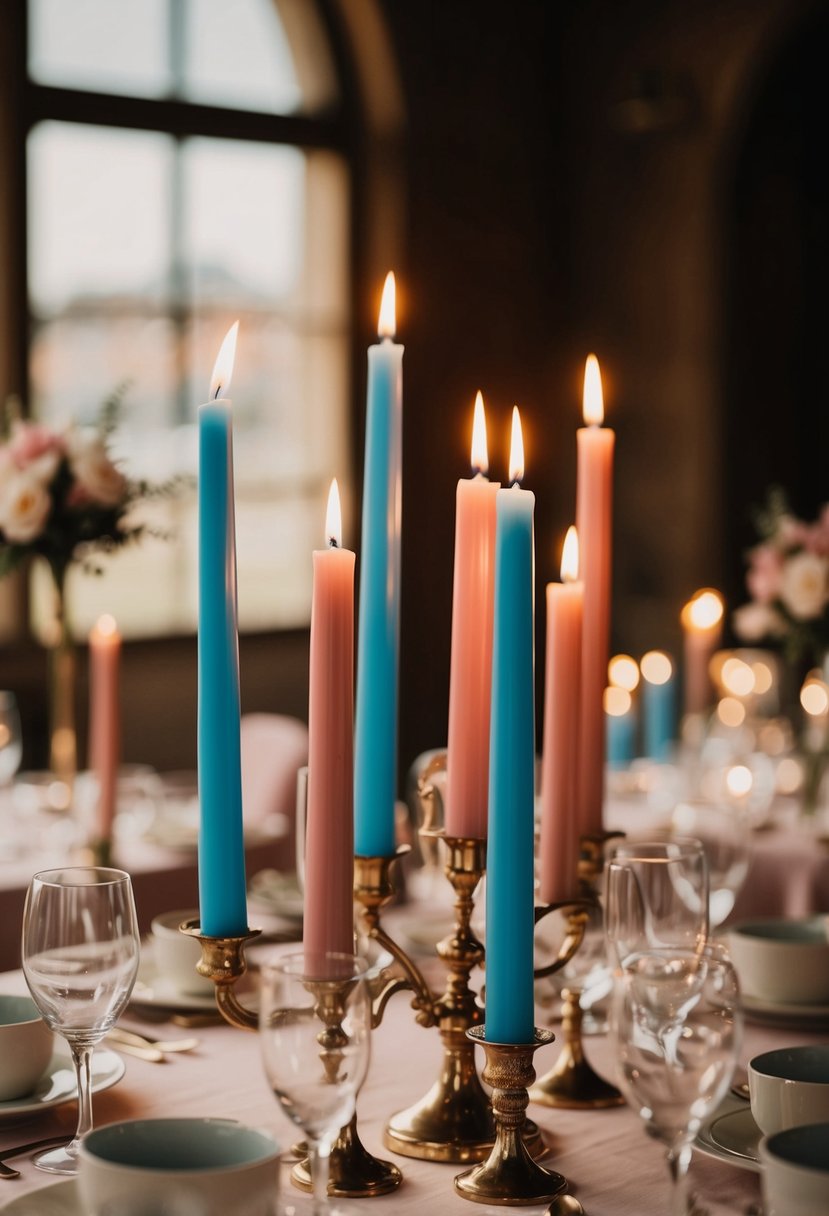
[328,537,339,549]
[213,384,222,401]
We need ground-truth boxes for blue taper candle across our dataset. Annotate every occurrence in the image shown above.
[641,651,676,760]
[354,273,404,858]
[197,322,248,938]
[485,407,536,1045]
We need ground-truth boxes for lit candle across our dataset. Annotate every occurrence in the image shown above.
[486,407,535,1044]
[303,480,356,970]
[446,392,499,839]
[681,588,724,716]
[641,650,675,760]
[197,322,248,938]
[88,614,121,853]
[576,354,615,836]
[539,526,583,904]
[604,686,635,769]
[354,273,403,858]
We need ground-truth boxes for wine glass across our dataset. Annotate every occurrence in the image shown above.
[22,867,140,1174]
[611,946,742,1215]
[259,951,371,1215]
[605,839,709,968]
[670,799,751,927]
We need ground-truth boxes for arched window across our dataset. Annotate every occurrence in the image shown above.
[22,0,354,637]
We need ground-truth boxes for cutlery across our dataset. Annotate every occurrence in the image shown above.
[105,1037,165,1063]
[108,1027,200,1054]
[0,1136,72,1180]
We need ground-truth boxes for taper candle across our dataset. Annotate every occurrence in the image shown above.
[681,589,724,716]
[88,613,121,848]
[641,650,675,760]
[304,480,356,969]
[446,392,499,839]
[539,526,582,904]
[354,273,403,858]
[576,354,614,837]
[486,407,536,1045]
[197,322,248,939]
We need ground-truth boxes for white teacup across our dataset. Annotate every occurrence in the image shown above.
[727,918,829,1005]
[0,994,54,1101]
[78,1117,280,1216]
[150,909,214,997]
[749,1046,829,1136]
[760,1122,829,1216]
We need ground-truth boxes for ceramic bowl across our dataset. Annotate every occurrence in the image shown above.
[760,1121,829,1216]
[727,917,829,1004]
[0,994,54,1101]
[78,1117,280,1216]
[749,1045,829,1136]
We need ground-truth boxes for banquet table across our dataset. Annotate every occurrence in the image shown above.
[1,968,825,1216]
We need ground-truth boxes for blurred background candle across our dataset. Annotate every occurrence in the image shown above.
[576,354,615,836]
[197,322,248,939]
[681,588,724,717]
[88,613,120,853]
[539,526,582,904]
[303,480,356,969]
[604,685,635,769]
[446,392,499,839]
[486,407,535,1044]
[354,273,403,858]
[640,650,675,760]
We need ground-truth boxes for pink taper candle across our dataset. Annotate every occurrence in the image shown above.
[88,614,121,846]
[303,479,356,969]
[576,355,615,837]
[539,527,583,903]
[446,392,499,839]
[681,589,724,716]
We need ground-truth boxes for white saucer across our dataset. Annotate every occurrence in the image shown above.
[695,1095,761,1173]
[742,992,829,1028]
[129,950,217,1013]
[0,1050,125,1124]
[0,1178,77,1213]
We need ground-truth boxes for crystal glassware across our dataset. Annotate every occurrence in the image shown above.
[611,946,742,1215]
[259,951,371,1215]
[670,798,751,927]
[605,838,709,968]
[21,867,140,1174]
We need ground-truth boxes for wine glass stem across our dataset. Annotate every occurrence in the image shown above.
[69,1042,95,1150]
[309,1137,331,1216]
[667,1143,692,1216]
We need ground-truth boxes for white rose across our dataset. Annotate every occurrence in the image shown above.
[67,433,127,508]
[0,470,52,543]
[779,552,829,621]
[732,602,787,641]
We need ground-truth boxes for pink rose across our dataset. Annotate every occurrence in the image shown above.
[7,421,64,482]
[0,470,52,543]
[746,544,783,605]
[804,505,829,557]
[775,514,810,550]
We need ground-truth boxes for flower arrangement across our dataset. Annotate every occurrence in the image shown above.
[733,488,829,668]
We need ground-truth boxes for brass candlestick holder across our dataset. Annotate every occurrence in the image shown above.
[529,831,625,1110]
[454,1026,569,1206]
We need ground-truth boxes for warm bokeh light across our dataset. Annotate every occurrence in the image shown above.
[721,656,756,698]
[471,391,488,475]
[378,271,396,338]
[641,650,672,685]
[801,678,829,717]
[93,613,118,639]
[209,320,239,399]
[560,525,580,583]
[325,478,342,548]
[726,765,753,798]
[604,686,632,717]
[509,406,525,484]
[776,756,803,795]
[583,353,604,425]
[752,662,773,695]
[608,654,640,692]
[681,588,724,631]
[717,696,746,728]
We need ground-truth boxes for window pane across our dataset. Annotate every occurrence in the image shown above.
[29,0,171,98]
[28,123,172,315]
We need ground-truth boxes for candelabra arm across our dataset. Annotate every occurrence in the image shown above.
[179,919,262,1032]
[532,902,590,980]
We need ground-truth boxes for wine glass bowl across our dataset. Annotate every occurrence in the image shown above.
[21,867,140,1175]
[605,839,709,969]
[670,798,751,927]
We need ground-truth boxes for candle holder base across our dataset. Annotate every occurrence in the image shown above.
[528,996,623,1109]
[454,1027,570,1206]
[291,1114,402,1197]
[179,919,262,1030]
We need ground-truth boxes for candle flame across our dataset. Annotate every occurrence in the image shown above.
[209,322,239,400]
[325,478,342,548]
[682,588,724,631]
[641,650,672,685]
[509,406,525,484]
[608,654,640,692]
[721,656,755,697]
[94,613,118,638]
[378,272,396,338]
[471,391,488,474]
[801,677,829,717]
[560,525,579,583]
[604,686,631,717]
[583,353,604,425]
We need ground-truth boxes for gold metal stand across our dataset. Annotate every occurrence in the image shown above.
[454,1026,568,1205]
[529,832,625,1110]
